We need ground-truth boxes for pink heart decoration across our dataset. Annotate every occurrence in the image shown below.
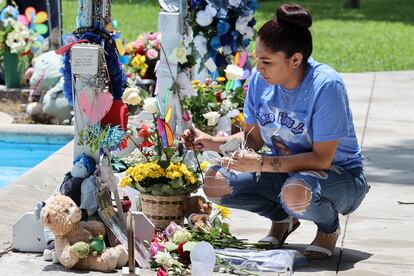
[79,87,113,123]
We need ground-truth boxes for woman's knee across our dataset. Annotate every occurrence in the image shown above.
[203,167,232,199]
[281,179,312,214]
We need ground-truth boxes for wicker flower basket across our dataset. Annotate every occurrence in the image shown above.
[139,193,189,228]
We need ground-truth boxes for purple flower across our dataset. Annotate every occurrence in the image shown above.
[165,222,181,239]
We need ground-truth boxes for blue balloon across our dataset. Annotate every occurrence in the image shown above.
[119,55,129,65]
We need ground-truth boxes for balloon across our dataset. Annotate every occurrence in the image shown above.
[34,24,48,35]
[18,15,28,26]
[25,7,36,22]
[34,11,48,24]
[119,55,129,64]
[112,19,119,29]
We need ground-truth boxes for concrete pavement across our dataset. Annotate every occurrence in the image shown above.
[0,71,413,275]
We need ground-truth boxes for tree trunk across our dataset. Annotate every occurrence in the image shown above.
[344,0,360,9]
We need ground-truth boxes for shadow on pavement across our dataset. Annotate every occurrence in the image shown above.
[42,264,117,274]
[284,243,372,273]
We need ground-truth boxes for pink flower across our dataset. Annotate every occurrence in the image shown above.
[149,38,160,49]
[132,38,145,54]
[147,32,159,41]
[157,268,167,276]
[150,241,165,257]
[146,48,159,60]
[182,111,191,122]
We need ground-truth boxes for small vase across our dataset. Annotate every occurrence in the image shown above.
[4,50,23,88]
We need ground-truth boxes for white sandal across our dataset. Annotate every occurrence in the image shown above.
[304,228,341,259]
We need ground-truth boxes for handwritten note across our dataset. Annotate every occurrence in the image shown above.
[71,44,100,75]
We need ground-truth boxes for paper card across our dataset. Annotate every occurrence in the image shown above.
[71,44,100,75]
[205,58,217,73]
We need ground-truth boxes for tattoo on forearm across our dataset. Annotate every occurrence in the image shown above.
[271,157,280,172]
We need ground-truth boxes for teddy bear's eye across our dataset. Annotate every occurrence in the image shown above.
[64,208,69,214]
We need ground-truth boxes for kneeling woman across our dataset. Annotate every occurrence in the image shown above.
[184,3,369,259]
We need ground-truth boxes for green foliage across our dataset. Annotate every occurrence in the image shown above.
[62,0,414,72]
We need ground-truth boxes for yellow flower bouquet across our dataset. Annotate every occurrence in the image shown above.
[120,97,205,196]
[120,159,202,196]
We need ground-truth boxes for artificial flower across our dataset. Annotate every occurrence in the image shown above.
[228,0,242,7]
[217,20,230,37]
[224,64,244,80]
[216,205,231,219]
[176,242,191,264]
[170,45,188,64]
[209,36,221,51]
[150,242,166,257]
[146,48,159,60]
[143,97,158,114]
[122,87,141,105]
[200,160,209,171]
[165,222,182,239]
[155,251,176,268]
[182,111,191,122]
[172,228,192,243]
[203,111,221,126]
[156,268,167,276]
[193,35,207,56]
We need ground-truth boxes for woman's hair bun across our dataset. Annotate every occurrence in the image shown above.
[276,4,312,29]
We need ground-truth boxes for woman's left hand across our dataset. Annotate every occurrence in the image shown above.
[220,151,260,173]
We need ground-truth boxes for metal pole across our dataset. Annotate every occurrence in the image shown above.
[46,0,52,49]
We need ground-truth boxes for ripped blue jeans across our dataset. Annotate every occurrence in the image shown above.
[204,165,368,233]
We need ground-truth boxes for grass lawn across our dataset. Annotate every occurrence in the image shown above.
[61,0,414,72]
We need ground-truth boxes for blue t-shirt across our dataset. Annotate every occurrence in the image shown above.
[244,58,364,169]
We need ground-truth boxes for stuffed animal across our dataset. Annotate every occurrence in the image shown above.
[60,153,98,221]
[182,196,213,229]
[35,153,99,262]
[40,194,128,272]
[25,50,72,124]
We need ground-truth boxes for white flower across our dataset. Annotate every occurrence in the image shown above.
[228,0,242,7]
[243,27,255,40]
[228,109,240,118]
[220,99,236,114]
[2,18,14,27]
[224,64,244,80]
[172,228,192,243]
[143,97,158,114]
[170,46,188,64]
[194,35,207,56]
[203,111,221,126]
[122,87,141,105]
[236,14,254,37]
[155,251,175,268]
[196,10,213,27]
[205,4,217,17]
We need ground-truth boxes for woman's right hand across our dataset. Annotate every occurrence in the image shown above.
[182,128,218,152]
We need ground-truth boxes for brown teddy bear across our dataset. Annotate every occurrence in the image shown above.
[40,194,128,272]
[182,196,213,229]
